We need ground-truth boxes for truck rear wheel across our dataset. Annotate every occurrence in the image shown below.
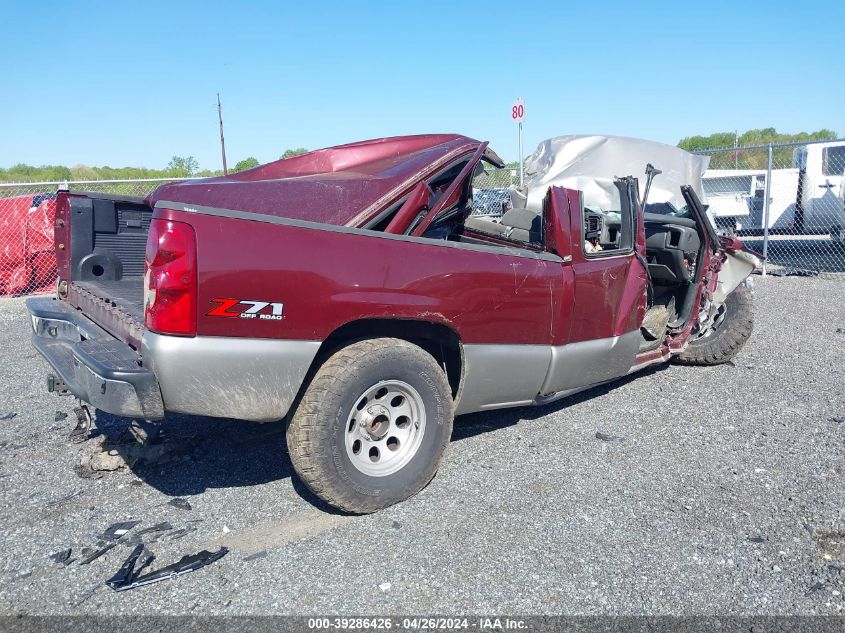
[675,285,754,366]
[286,338,454,513]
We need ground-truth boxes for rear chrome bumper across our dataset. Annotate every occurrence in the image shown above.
[26,297,164,419]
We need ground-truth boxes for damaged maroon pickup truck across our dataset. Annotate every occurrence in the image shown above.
[27,134,760,513]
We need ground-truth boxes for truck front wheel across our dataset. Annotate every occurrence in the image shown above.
[675,284,754,366]
[286,338,454,513]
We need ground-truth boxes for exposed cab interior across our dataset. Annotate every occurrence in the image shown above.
[364,149,715,353]
[413,157,713,349]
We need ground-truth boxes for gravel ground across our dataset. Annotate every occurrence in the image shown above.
[0,275,843,616]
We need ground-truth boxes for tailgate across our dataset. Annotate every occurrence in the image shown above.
[55,191,152,348]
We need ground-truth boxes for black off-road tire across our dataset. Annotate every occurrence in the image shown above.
[286,338,454,514]
[676,284,754,366]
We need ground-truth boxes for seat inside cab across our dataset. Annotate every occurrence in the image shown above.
[643,207,701,285]
[464,203,543,244]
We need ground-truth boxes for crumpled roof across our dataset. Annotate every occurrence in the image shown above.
[147,134,484,227]
[523,135,710,210]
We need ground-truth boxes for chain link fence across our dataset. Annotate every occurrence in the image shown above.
[0,178,198,296]
[471,166,520,217]
[699,138,845,275]
[1,145,841,297]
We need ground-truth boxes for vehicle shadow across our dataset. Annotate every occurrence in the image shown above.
[451,362,669,441]
[92,363,669,505]
[92,411,292,496]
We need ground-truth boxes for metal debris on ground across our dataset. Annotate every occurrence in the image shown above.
[106,547,228,592]
[0,412,16,420]
[69,405,92,443]
[830,415,845,424]
[805,581,825,596]
[242,550,267,562]
[77,518,204,566]
[167,526,198,541]
[747,536,766,543]
[49,549,73,565]
[127,522,173,545]
[103,520,141,541]
[129,419,164,445]
[77,521,141,565]
[168,497,192,511]
[595,431,625,442]
[106,544,152,590]
[79,541,117,565]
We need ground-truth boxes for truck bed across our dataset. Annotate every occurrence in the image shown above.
[73,279,144,321]
[56,191,153,350]
[68,278,145,350]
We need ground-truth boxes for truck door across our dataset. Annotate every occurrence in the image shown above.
[540,179,648,394]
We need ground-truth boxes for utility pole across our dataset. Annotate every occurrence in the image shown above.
[217,93,228,175]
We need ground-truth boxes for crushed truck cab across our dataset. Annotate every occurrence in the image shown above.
[27,134,760,513]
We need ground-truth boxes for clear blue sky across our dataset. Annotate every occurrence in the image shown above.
[2,0,842,170]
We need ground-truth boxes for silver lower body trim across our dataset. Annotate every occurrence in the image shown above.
[455,344,551,415]
[540,330,641,395]
[142,333,320,422]
[454,330,642,416]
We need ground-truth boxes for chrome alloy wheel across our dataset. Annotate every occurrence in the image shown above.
[345,380,426,477]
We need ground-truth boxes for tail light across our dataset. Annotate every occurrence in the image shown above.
[144,218,197,336]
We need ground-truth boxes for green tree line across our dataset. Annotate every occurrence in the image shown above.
[678,128,838,169]
[0,148,310,183]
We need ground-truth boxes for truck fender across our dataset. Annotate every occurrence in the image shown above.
[712,250,759,304]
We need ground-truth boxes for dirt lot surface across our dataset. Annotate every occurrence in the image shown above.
[0,276,843,615]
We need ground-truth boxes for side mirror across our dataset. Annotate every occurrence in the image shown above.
[384,182,432,235]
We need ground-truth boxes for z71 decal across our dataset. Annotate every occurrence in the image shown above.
[207,298,284,321]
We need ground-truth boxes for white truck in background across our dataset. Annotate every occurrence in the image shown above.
[703,141,845,239]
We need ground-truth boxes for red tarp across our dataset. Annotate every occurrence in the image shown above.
[0,194,57,295]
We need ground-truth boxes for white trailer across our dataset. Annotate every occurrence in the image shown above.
[702,141,845,238]
[794,142,845,237]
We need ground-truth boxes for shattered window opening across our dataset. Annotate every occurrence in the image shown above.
[581,180,636,259]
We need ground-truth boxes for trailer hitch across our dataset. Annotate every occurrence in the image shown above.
[47,374,70,395]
